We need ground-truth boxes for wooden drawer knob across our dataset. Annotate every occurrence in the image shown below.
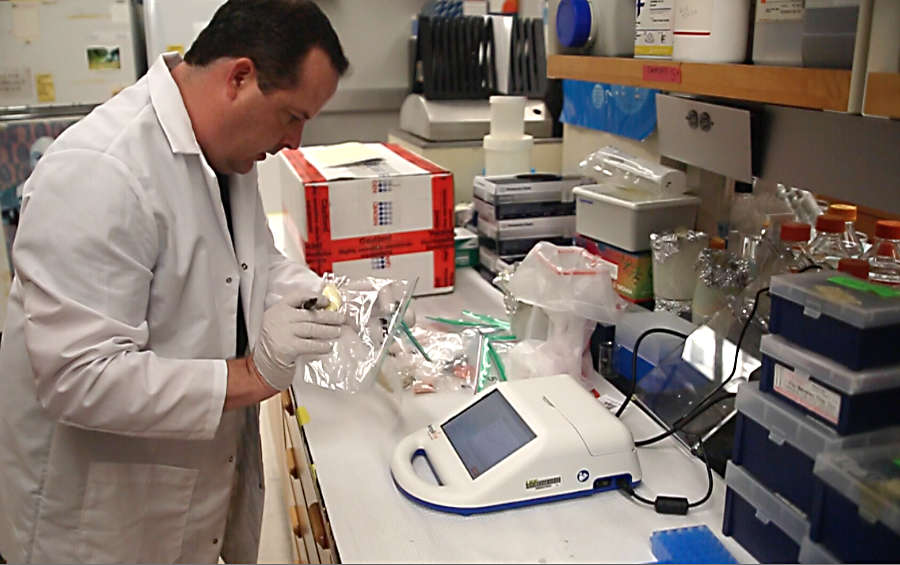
[308,502,329,549]
[281,390,294,415]
[286,447,299,478]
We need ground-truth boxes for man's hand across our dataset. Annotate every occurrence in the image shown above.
[251,290,345,390]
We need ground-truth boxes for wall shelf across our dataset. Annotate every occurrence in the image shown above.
[547,55,855,112]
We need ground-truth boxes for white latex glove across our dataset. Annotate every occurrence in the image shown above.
[251,291,346,390]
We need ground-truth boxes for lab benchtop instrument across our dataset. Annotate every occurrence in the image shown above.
[390,373,642,515]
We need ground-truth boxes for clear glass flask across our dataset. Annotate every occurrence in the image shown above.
[809,214,850,269]
[863,220,900,286]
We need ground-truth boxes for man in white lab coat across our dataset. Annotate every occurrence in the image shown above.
[0,1,349,562]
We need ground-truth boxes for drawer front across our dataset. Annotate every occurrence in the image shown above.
[283,390,338,563]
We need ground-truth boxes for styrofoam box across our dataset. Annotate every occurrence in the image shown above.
[572,185,700,252]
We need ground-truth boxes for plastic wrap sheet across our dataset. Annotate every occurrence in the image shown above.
[301,274,415,393]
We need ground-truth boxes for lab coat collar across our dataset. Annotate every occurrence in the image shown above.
[148,53,202,156]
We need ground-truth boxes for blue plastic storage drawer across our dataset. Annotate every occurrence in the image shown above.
[769,271,900,371]
[810,444,900,563]
[722,462,809,564]
[732,382,899,515]
[759,334,900,435]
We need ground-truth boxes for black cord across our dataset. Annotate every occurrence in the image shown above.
[688,437,714,508]
[615,328,690,418]
[798,263,823,273]
[633,285,770,448]
[617,438,715,514]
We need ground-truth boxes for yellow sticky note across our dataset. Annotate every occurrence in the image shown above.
[165,44,185,55]
[296,406,311,427]
[35,74,55,103]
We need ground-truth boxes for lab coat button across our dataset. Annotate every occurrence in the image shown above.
[225,277,233,284]
[212,538,219,545]
[241,262,248,270]
[228,455,234,463]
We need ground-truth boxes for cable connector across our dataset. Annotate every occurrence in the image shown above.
[617,478,690,515]
[653,496,689,515]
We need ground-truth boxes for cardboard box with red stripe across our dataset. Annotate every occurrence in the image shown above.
[280,143,455,295]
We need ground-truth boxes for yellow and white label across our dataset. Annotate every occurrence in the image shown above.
[35,73,55,103]
[635,0,674,58]
[773,364,841,425]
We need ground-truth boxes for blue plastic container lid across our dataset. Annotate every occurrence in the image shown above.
[813,443,900,536]
[760,333,900,395]
[736,381,900,460]
[556,0,593,48]
[769,270,900,329]
[725,461,810,544]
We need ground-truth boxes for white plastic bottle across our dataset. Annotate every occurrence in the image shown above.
[672,0,752,63]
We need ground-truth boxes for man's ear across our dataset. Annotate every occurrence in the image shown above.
[225,57,256,100]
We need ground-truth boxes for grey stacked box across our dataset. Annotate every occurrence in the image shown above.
[473,174,589,275]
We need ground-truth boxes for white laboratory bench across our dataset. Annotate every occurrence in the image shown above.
[266,265,755,563]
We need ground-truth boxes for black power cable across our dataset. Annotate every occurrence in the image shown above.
[617,437,714,515]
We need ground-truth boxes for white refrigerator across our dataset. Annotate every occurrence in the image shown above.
[143,0,227,63]
[0,0,143,108]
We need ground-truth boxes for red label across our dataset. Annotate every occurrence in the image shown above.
[643,64,682,84]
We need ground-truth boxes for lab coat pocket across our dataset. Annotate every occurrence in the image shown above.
[78,462,199,564]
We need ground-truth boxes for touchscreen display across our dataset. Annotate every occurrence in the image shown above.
[442,390,536,479]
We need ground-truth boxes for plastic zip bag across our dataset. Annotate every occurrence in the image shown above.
[300,274,415,393]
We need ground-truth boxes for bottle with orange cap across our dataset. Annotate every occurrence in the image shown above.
[779,222,814,273]
[808,214,851,269]
[827,203,864,258]
[837,258,870,280]
[862,220,900,285]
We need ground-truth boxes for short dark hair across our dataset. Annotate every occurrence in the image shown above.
[184,0,349,92]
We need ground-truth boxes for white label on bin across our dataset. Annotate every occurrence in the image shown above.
[773,364,841,425]
[756,0,803,22]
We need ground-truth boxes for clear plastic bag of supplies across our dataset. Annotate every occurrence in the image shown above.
[381,312,517,394]
[504,242,626,380]
[300,274,415,393]
[578,145,687,195]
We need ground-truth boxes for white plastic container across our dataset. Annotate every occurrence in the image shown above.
[489,95,526,138]
[672,0,752,63]
[484,95,533,175]
[483,135,533,175]
[752,0,805,66]
[572,185,700,252]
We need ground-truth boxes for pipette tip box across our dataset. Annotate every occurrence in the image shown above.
[732,381,899,515]
[759,334,900,435]
[810,443,900,563]
[722,461,809,564]
[769,271,900,371]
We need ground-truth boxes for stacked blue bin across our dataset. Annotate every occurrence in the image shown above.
[724,271,900,563]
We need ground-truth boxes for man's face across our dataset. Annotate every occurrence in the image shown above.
[221,48,339,175]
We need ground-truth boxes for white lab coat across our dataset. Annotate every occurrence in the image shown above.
[0,54,321,563]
